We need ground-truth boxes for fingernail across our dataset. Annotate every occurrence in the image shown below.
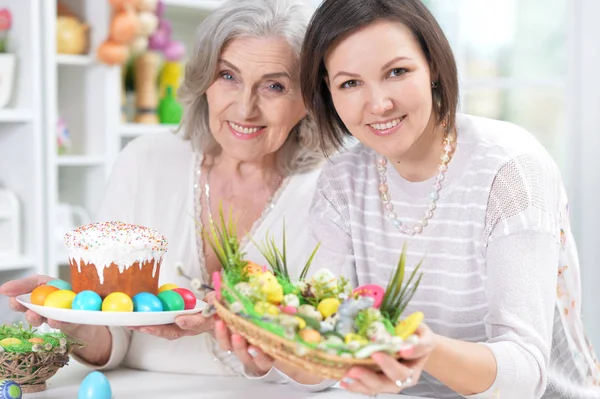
[401,347,414,356]
[248,348,258,357]
[342,377,354,385]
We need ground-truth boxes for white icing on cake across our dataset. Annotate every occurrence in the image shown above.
[64,221,168,284]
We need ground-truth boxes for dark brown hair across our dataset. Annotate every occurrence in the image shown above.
[300,0,459,152]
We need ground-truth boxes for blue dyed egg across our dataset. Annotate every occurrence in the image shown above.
[72,291,103,311]
[46,279,72,291]
[78,371,112,399]
[0,380,22,399]
[132,292,163,312]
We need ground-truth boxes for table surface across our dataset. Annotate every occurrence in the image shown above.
[25,361,429,399]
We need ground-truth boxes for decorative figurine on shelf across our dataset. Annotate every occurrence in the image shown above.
[56,118,72,155]
[134,51,160,123]
[151,1,186,124]
[0,185,20,260]
[0,8,11,53]
[158,85,182,124]
[56,2,89,55]
[96,0,159,66]
[0,8,15,109]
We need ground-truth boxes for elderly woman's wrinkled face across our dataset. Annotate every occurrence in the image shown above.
[205,36,306,163]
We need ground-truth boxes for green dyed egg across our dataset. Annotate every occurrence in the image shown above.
[157,290,184,311]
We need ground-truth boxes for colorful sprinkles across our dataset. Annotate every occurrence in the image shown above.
[64,221,168,252]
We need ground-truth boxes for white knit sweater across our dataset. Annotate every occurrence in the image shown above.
[308,114,600,398]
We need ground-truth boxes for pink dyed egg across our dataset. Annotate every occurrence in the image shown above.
[280,305,297,315]
[352,284,385,308]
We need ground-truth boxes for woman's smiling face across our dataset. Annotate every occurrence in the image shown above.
[205,36,306,162]
[325,20,436,160]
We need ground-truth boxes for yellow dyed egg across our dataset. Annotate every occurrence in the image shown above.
[299,329,322,344]
[256,273,283,303]
[395,311,424,339]
[294,316,307,330]
[158,283,178,293]
[102,292,134,312]
[43,289,76,309]
[317,298,341,319]
[0,338,22,346]
[254,301,280,316]
[344,333,368,345]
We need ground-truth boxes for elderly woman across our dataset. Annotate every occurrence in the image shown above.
[0,0,329,383]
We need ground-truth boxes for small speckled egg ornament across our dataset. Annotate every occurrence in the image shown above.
[78,371,112,399]
[172,288,196,310]
[157,290,184,311]
[72,291,103,311]
[46,279,73,291]
[132,292,163,312]
[102,292,133,312]
[158,283,178,293]
[0,380,22,399]
[43,290,77,309]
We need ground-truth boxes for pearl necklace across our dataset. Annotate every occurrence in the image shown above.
[377,134,454,236]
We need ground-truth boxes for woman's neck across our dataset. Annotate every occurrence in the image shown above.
[208,150,281,186]
[389,118,453,182]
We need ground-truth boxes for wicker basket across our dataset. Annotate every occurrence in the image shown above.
[0,351,71,393]
[215,300,400,380]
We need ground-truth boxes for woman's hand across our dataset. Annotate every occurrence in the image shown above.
[0,275,113,366]
[340,324,436,396]
[133,291,216,340]
[214,319,275,376]
[130,313,215,339]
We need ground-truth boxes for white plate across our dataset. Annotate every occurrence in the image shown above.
[16,294,207,326]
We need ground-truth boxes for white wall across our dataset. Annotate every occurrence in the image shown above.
[568,0,600,348]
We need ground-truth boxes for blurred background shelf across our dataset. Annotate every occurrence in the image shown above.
[55,155,106,167]
[162,0,223,11]
[0,256,36,272]
[120,123,178,138]
[56,54,94,66]
[0,109,34,123]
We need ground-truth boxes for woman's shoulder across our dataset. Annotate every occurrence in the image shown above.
[119,131,193,162]
[321,139,373,176]
[459,113,561,176]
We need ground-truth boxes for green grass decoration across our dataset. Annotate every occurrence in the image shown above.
[0,324,74,354]
[204,207,425,360]
[379,243,424,325]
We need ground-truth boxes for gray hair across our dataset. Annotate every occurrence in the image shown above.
[178,0,328,174]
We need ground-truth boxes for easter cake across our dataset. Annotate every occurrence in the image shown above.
[64,221,168,299]
[207,212,424,380]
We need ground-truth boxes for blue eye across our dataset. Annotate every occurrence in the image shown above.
[220,71,235,81]
[388,68,407,77]
[267,82,285,92]
[341,80,359,89]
